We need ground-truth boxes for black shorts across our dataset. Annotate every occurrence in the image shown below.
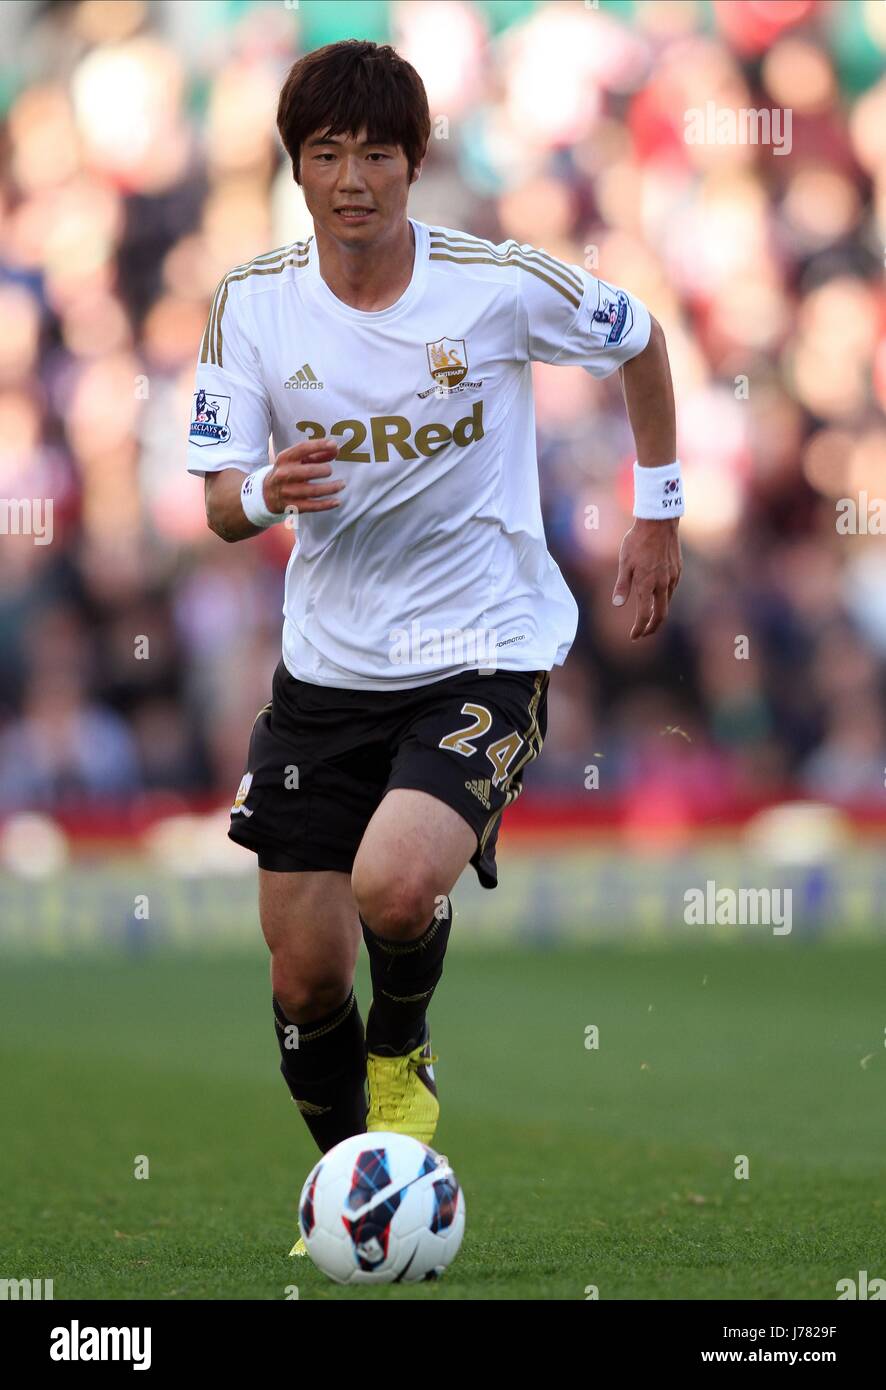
[228,660,550,889]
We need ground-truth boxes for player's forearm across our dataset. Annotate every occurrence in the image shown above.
[619,317,677,471]
[204,468,263,543]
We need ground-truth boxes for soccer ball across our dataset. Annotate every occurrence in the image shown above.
[297,1131,465,1284]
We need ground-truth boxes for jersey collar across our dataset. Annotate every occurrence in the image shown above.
[305,218,428,324]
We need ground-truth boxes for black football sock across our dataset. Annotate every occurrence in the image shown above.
[273,989,367,1153]
[360,896,453,1056]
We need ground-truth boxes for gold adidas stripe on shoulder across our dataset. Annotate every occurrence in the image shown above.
[200,240,313,368]
[428,230,583,309]
[200,244,296,366]
[429,228,584,296]
[429,247,582,310]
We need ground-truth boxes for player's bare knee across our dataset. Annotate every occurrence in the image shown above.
[271,956,351,1024]
[352,871,436,941]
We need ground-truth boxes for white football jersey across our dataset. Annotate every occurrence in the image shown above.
[187,219,651,689]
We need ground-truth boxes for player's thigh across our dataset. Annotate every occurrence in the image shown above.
[259,868,361,1017]
[351,788,475,933]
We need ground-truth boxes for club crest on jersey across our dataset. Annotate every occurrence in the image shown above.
[190,389,231,446]
[427,337,468,389]
[590,284,632,346]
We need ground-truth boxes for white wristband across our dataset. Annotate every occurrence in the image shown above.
[240,465,284,529]
[633,460,684,519]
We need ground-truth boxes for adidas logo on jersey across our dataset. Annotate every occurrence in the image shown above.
[284,364,324,390]
[465,778,492,810]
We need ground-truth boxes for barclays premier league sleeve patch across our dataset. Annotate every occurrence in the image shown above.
[190,388,232,446]
[589,281,633,347]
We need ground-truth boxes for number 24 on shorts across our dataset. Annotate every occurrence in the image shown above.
[438,703,522,787]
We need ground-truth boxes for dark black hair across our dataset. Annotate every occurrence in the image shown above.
[277,40,430,184]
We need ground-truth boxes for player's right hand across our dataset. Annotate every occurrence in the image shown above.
[264,438,345,515]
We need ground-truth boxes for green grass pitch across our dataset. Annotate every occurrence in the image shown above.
[1,942,884,1300]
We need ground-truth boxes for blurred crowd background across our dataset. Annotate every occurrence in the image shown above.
[1,0,885,829]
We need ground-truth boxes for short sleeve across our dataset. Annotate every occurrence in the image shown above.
[187,277,272,477]
[514,244,651,378]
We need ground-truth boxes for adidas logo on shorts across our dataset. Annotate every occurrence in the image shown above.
[465,777,492,810]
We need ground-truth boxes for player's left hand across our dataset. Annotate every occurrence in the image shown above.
[612,518,682,640]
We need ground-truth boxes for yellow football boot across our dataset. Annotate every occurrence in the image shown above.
[366,1033,439,1144]
[289,1235,307,1257]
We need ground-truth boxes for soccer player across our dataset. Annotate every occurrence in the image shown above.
[187,40,682,1250]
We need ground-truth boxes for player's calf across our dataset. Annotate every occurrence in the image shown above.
[357,895,451,1145]
[272,987,368,1153]
[355,896,452,1055]
[260,869,367,1153]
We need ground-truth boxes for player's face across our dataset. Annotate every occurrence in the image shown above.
[299,127,418,245]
